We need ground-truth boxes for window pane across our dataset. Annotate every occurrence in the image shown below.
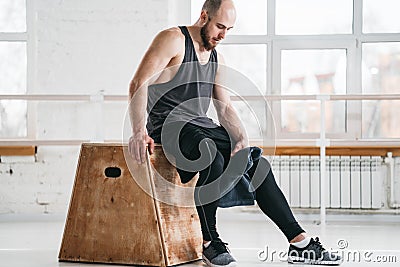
[0,100,27,137]
[0,42,27,137]
[363,0,400,33]
[232,100,266,140]
[0,0,26,32]
[362,43,400,94]
[0,42,26,93]
[281,50,347,95]
[281,49,347,133]
[276,0,353,35]
[218,44,266,94]
[206,99,268,140]
[281,100,320,133]
[281,100,347,134]
[362,100,400,138]
[362,42,400,138]
[191,0,267,34]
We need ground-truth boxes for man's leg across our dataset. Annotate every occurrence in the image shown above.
[248,157,305,241]
[194,145,226,241]
[165,123,237,266]
[164,123,227,241]
[248,157,343,265]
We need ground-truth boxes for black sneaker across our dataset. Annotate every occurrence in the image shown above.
[202,238,237,267]
[288,237,343,265]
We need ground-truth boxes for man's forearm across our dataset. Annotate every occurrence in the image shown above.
[218,104,248,144]
[129,79,148,134]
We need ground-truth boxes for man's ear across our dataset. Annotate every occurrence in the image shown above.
[200,10,208,24]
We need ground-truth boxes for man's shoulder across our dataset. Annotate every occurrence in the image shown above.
[156,27,185,43]
[147,27,186,67]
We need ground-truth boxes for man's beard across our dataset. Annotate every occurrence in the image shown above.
[200,23,216,51]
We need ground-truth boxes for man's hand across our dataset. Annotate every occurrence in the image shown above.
[230,138,249,157]
[128,132,155,164]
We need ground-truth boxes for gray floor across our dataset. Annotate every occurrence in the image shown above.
[1,208,400,267]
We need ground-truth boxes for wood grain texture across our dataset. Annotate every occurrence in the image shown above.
[149,146,202,266]
[0,146,36,156]
[58,143,201,266]
[59,144,164,265]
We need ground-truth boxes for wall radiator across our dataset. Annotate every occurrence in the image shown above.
[270,156,384,209]
[392,157,400,207]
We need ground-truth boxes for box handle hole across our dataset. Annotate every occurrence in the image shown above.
[105,167,121,178]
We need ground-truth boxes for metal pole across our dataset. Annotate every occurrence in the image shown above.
[318,95,330,225]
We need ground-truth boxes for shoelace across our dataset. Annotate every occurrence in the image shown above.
[210,239,230,254]
[309,237,325,255]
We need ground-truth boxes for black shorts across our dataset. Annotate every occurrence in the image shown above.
[158,121,234,183]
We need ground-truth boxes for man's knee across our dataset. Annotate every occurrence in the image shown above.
[248,156,274,190]
[250,157,271,175]
[198,148,225,185]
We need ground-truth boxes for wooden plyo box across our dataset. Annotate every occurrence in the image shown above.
[59,143,202,266]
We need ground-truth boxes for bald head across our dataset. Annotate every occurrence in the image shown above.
[202,0,235,19]
[198,0,236,51]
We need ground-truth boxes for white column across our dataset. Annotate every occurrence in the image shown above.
[317,95,330,225]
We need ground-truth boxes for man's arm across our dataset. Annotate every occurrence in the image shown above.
[128,28,184,163]
[212,53,249,156]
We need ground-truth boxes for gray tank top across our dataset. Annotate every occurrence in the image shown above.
[146,26,219,142]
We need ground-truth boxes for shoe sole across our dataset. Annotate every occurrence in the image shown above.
[288,256,343,265]
[202,255,238,267]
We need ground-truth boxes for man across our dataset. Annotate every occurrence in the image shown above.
[128,0,342,266]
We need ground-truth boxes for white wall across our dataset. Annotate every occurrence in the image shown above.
[0,0,190,214]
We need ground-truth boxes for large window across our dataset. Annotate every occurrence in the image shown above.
[280,49,347,134]
[191,0,400,140]
[362,43,400,138]
[191,0,267,34]
[0,0,27,138]
[363,0,400,33]
[217,44,267,94]
[276,0,353,35]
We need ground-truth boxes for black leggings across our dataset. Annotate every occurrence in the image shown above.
[160,123,305,242]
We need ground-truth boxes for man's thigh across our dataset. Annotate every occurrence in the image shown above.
[179,123,232,160]
[162,122,233,181]
[178,124,233,179]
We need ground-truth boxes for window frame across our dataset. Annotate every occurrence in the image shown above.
[188,0,400,141]
[272,39,357,139]
[0,0,35,140]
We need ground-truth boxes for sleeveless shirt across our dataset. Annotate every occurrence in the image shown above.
[146,26,219,142]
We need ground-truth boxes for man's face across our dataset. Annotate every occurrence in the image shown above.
[200,20,217,51]
[200,3,236,51]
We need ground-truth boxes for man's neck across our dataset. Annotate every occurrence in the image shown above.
[186,25,208,52]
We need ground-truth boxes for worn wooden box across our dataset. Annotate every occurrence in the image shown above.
[58,143,202,266]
